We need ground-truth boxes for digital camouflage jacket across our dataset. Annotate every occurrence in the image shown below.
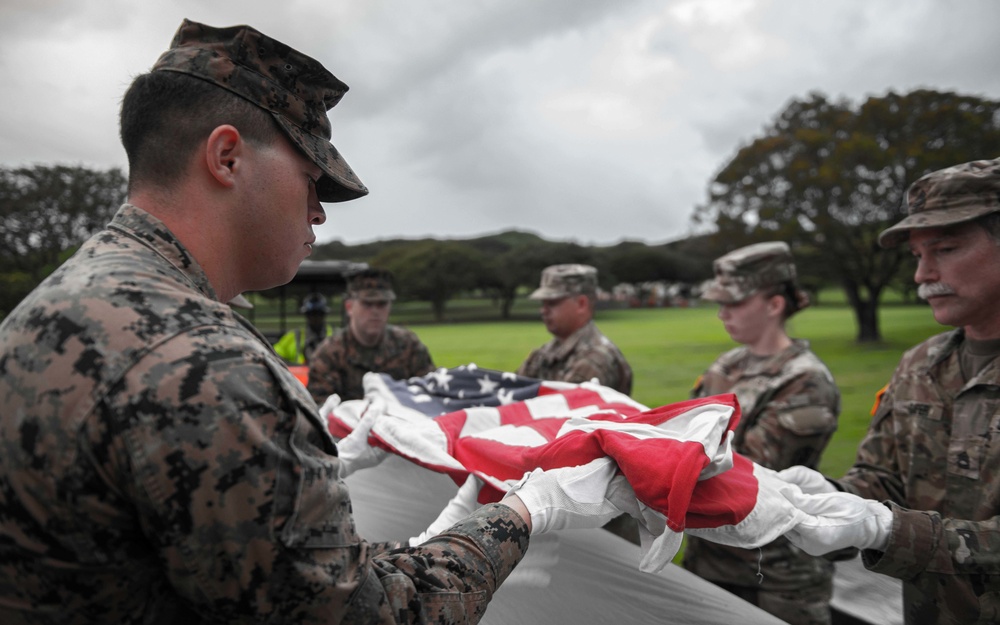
[684,339,840,592]
[839,329,1000,625]
[0,204,528,624]
[307,325,435,404]
[517,321,633,395]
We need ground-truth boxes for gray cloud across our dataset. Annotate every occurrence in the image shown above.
[2,0,999,247]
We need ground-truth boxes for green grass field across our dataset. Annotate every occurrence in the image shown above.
[404,303,942,478]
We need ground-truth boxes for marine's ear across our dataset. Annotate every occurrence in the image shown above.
[203,124,243,189]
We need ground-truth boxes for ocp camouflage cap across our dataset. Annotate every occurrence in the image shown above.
[701,242,803,305]
[529,264,598,300]
[151,19,367,203]
[347,268,396,301]
[879,157,1000,248]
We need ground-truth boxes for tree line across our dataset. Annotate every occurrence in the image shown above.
[3,89,1000,342]
[311,232,712,322]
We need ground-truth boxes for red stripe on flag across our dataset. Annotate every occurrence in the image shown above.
[683,454,759,529]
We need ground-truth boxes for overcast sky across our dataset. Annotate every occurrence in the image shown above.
[2,0,999,247]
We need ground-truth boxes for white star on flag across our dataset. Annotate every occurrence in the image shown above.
[429,368,454,390]
[477,376,500,394]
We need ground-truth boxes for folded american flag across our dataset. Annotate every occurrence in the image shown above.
[323,365,806,574]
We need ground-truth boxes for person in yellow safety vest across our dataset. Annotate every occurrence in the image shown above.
[273,293,336,365]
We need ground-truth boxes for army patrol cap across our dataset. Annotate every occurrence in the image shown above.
[529,264,598,300]
[347,268,396,302]
[702,242,806,306]
[150,19,367,203]
[879,157,1000,248]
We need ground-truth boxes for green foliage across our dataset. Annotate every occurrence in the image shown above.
[373,241,488,321]
[0,164,127,312]
[695,89,1000,342]
[604,241,712,285]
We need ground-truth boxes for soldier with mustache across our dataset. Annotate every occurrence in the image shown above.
[779,157,1000,625]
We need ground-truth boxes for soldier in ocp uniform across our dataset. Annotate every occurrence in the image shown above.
[307,268,434,404]
[0,19,632,624]
[779,157,1000,625]
[517,264,633,395]
[683,242,841,625]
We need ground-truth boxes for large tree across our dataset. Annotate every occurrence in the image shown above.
[694,89,1000,342]
[373,241,487,322]
[0,164,127,315]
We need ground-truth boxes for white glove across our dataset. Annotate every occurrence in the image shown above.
[335,405,387,479]
[777,465,839,495]
[409,475,483,546]
[783,490,894,555]
[504,457,637,535]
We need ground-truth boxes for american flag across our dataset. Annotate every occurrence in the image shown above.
[323,365,808,575]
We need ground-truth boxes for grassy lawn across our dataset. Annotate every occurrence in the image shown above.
[406,302,942,479]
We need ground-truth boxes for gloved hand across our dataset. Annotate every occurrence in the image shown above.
[409,475,483,546]
[777,465,840,495]
[335,403,387,479]
[503,457,637,535]
[783,489,894,556]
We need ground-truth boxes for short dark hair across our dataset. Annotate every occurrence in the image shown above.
[977,212,1000,244]
[119,71,280,194]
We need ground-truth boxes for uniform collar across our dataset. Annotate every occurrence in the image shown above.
[107,203,217,301]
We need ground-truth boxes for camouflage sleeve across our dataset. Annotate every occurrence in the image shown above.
[864,504,1000,578]
[367,504,529,623]
[307,337,344,405]
[741,370,839,470]
[837,383,908,503]
[112,335,527,623]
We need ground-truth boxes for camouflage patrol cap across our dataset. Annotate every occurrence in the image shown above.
[702,242,805,305]
[529,264,598,300]
[151,19,367,203]
[879,157,1000,248]
[347,268,396,302]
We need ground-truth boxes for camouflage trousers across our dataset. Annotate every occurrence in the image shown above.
[713,580,832,625]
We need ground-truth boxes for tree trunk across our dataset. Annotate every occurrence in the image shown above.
[500,296,514,319]
[852,299,881,343]
[432,299,446,323]
[841,281,882,343]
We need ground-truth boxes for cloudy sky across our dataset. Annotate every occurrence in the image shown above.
[2,0,999,247]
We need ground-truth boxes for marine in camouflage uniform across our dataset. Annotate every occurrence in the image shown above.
[0,20,528,623]
[682,242,840,625]
[307,268,435,404]
[517,264,633,395]
[828,158,1000,624]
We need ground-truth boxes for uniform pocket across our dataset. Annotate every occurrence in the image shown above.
[276,406,360,549]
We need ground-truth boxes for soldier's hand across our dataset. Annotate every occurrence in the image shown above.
[777,465,839,495]
[335,403,387,479]
[503,457,637,535]
[783,490,893,555]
